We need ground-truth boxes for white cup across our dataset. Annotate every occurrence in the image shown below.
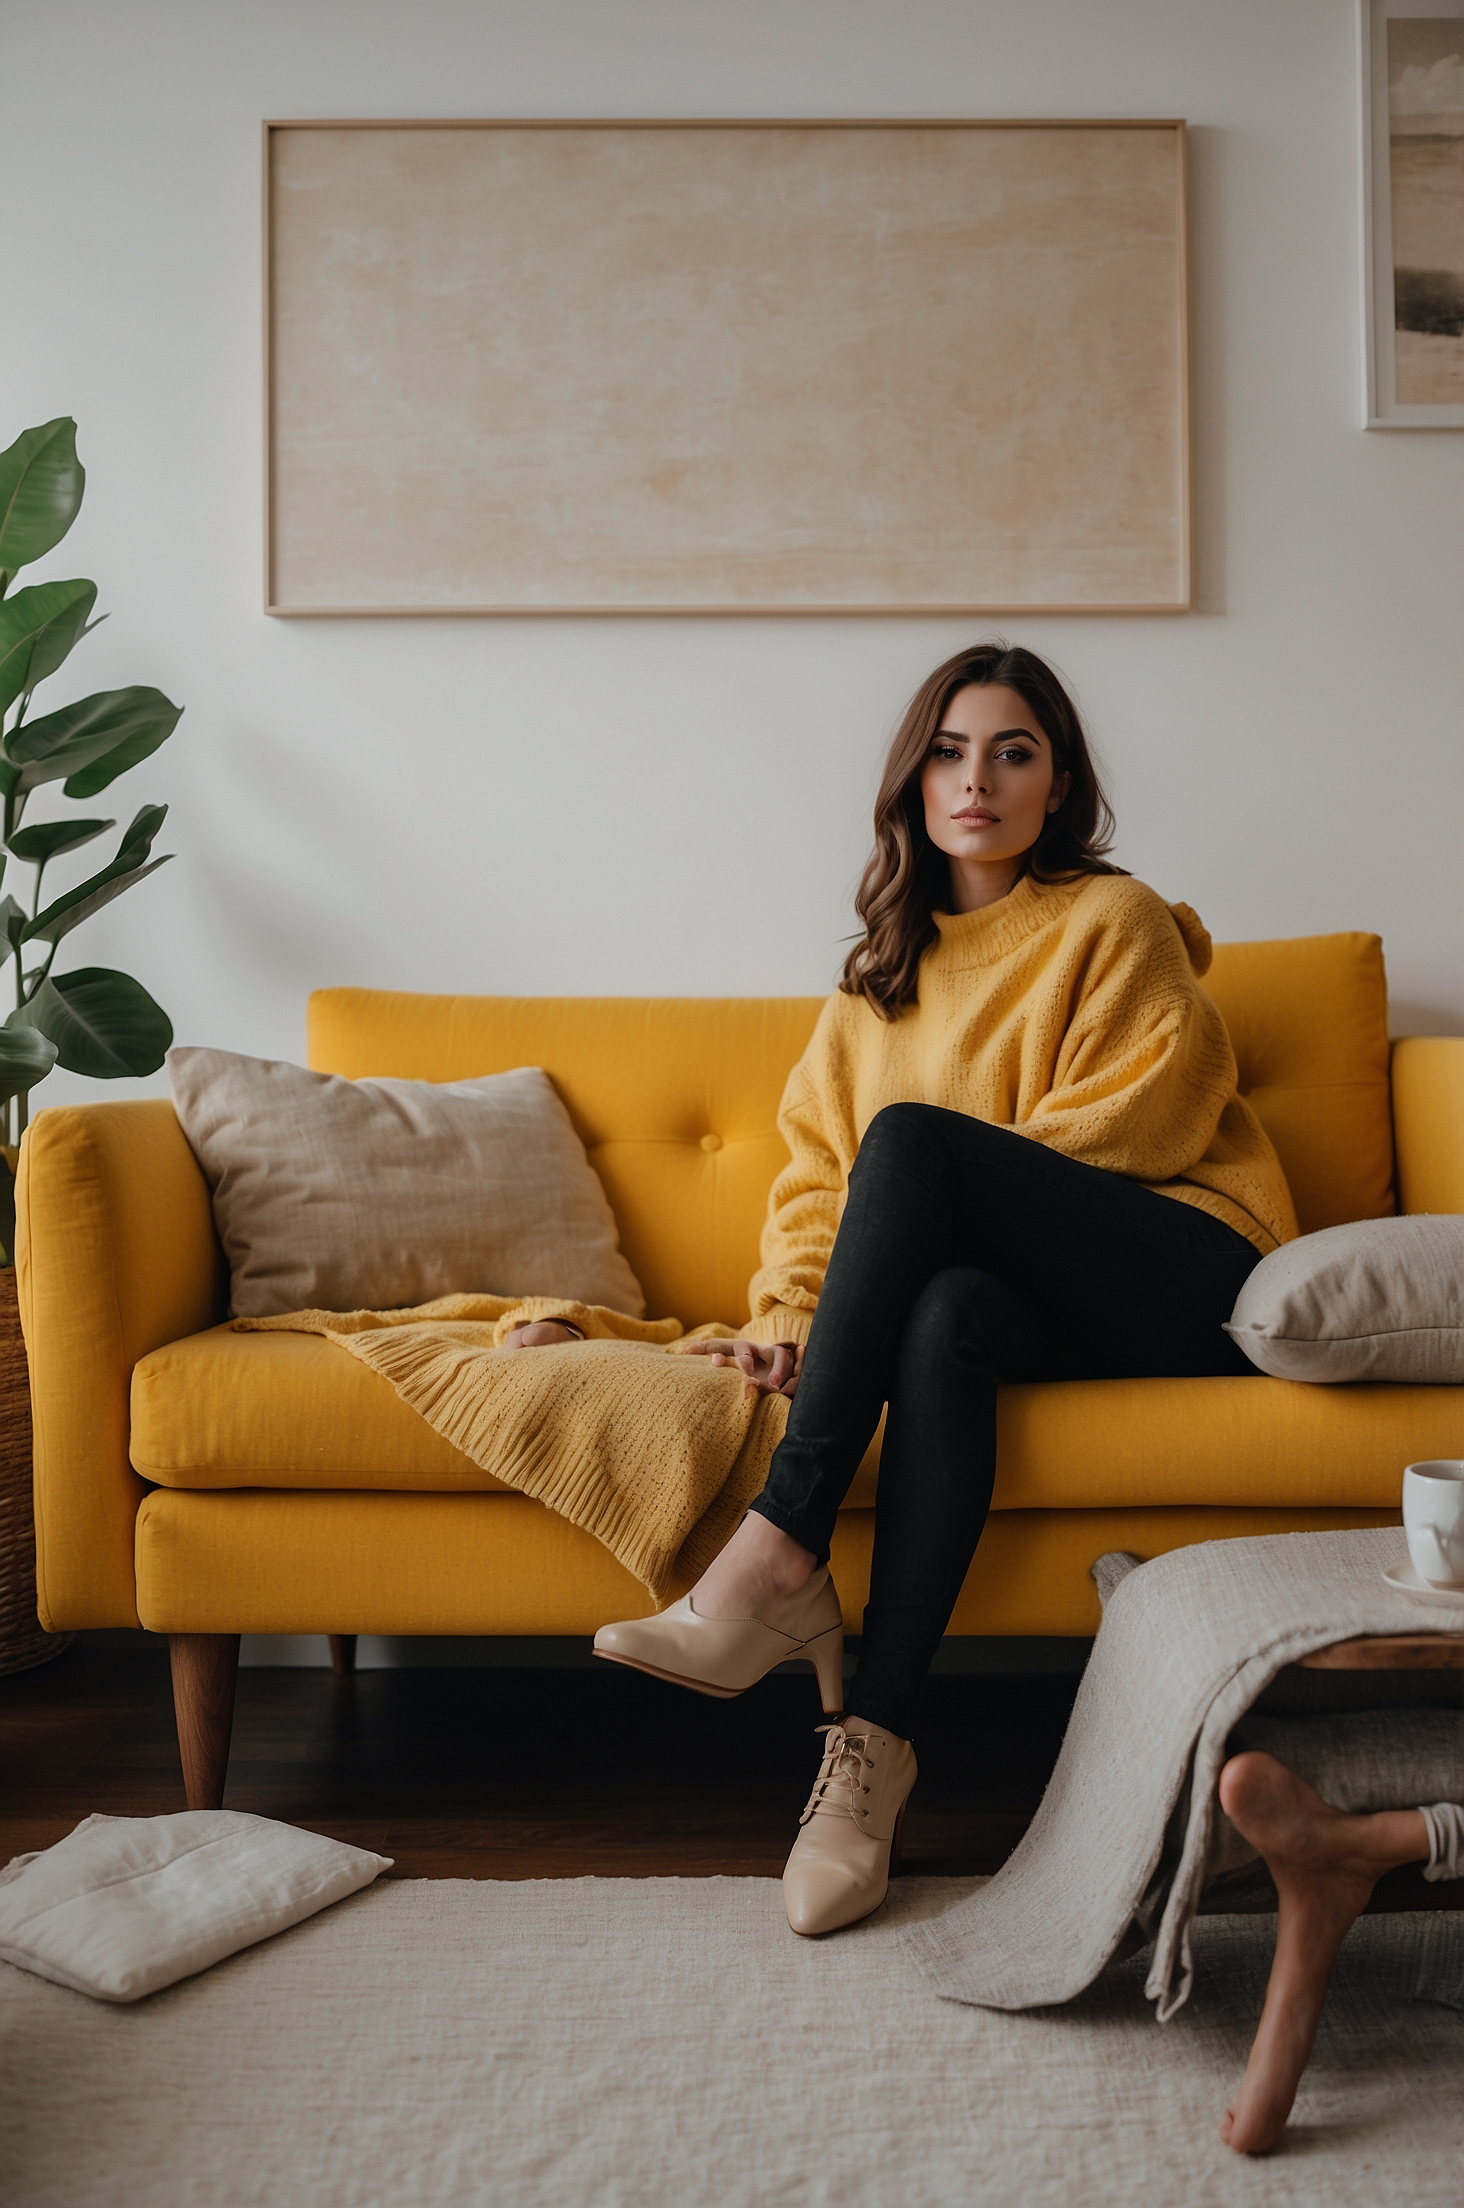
[1403,1460,1464,1588]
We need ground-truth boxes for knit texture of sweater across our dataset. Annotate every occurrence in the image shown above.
[742,872,1298,1346]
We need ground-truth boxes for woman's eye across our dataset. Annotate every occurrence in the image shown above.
[930,742,962,760]
[997,747,1035,764]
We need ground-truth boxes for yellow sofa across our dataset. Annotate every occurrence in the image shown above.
[17,931,1464,1806]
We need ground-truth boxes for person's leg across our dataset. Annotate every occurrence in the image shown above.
[781,1261,1055,1934]
[834,1122,1260,1738]
[693,1104,1254,1669]
[693,1102,994,1626]
[1216,1752,1430,2155]
[747,1103,1258,1564]
[723,1105,1256,1710]
[841,1265,1053,1737]
[746,1104,985,1562]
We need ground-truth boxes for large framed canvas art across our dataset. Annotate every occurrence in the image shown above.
[264,120,1191,614]
[1361,1,1464,426]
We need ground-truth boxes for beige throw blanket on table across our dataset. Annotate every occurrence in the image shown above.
[237,1295,788,1600]
[904,1528,1459,2022]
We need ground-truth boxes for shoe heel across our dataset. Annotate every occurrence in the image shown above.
[805,1624,846,1715]
[890,1801,908,1873]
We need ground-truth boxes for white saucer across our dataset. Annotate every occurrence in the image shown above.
[1382,1558,1464,1606]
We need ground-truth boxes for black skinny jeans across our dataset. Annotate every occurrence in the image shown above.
[748,1104,1262,1739]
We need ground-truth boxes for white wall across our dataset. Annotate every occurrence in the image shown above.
[9,0,1464,1110]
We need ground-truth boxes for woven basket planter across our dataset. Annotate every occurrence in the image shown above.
[0,1265,73,1675]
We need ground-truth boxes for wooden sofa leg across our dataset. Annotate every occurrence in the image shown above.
[170,1633,240,1810]
[328,1634,357,1676]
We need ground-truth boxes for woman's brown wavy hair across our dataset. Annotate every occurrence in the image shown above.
[839,643,1124,1020]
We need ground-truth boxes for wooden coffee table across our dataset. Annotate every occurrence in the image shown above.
[1302,1634,1464,1671]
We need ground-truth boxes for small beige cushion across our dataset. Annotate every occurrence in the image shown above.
[168,1049,645,1319]
[1225,1214,1464,1382]
[0,1812,390,2002]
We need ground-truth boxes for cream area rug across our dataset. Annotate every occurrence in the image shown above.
[2,1876,1462,2208]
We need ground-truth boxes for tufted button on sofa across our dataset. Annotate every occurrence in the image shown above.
[16,933,1464,1807]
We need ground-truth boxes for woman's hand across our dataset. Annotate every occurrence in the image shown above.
[684,1338,804,1400]
[501,1321,584,1352]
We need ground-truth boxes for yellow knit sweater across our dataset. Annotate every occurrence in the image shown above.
[741,872,1297,1346]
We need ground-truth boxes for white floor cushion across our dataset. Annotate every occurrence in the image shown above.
[0,1811,391,2002]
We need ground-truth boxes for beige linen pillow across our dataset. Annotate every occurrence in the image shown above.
[0,1811,390,2002]
[1225,1215,1464,1382]
[168,1048,646,1320]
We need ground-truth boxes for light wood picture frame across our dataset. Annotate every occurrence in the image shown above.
[264,120,1191,615]
[1360,1,1464,427]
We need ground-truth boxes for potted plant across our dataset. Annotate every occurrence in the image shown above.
[0,415,181,1670]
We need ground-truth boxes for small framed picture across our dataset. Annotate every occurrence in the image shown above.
[1361,0,1464,426]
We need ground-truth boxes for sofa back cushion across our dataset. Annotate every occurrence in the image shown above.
[309,932,1394,1323]
[1203,932,1394,1232]
[309,992,825,1327]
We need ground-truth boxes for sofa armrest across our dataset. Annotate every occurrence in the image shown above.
[1392,1037,1464,1215]
[16,1100,226,1629]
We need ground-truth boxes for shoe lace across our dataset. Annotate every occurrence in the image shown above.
[799,1722,878,1828]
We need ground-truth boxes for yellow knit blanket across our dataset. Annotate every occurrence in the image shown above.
[235,1294,788,1601]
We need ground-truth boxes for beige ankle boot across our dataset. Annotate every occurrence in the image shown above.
[592,1566,845,1713]
[782,1715,917,1937]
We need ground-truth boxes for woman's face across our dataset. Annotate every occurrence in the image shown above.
[919,683,1070,911]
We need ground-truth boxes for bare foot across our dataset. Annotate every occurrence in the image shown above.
[691,1510,818,1629]
[1215,1752,1428,2154]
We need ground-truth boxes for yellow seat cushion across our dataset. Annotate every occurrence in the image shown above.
[132,1487,1399,1640]
[981,1374,1464,1512]
[833,1506,1402,1638]
[133,1327,1461,1514]
[135,1490,647,1635]
[131,1327,511,1492]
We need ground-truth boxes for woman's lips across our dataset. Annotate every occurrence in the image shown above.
[952,809,998,825]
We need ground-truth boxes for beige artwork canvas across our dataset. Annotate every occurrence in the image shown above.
[265,122,1190,614]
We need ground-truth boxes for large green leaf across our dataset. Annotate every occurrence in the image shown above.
[0,1023,58,1103]
[63,697,181,798]
[9,966,172,1078]
[5,687,180,796]
[0,892,25,970]
[0,420,84,588]
[22,804,171,948]
[6,817,114,864]
[26,857,172,948]
[28,605,104,698]
[0,579,97,718]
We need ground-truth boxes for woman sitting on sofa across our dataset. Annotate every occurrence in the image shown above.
[517,641,1297,1937]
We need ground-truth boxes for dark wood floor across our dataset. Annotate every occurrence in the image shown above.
[2,1646,1456,1910]
[1,1645,1076,1879]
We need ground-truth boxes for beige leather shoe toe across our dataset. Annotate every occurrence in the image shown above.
[593,1566,845,1712]
[783,1716,917,1937]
